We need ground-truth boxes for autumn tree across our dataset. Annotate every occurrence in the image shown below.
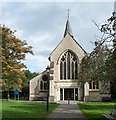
[1,25,33,101]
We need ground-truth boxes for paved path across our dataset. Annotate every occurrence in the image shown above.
[48,101,86,119]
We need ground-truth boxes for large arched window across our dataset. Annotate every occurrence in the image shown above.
[60,50,78,80]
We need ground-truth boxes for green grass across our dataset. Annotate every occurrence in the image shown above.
[78,103,116,120]
[0,97,28,101]
[1,99,15,101]
[2,101,59,119]
[86,99,116,103]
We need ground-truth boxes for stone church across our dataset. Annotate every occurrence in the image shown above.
[29,16,111,102]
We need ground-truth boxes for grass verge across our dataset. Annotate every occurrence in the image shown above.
[78,103,116,120]
[2,101,59,120]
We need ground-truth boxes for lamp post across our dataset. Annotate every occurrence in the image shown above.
[68,90,70,104]
[46,65,50,112]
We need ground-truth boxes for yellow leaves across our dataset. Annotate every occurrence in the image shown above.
[3,71,9,76]
[0,79,7,86]
[1,25,34,91]
[19,63,26,68]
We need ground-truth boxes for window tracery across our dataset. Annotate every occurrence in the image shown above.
[40,75,48,90]
[60,50,78,80]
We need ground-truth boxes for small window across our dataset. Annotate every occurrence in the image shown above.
[96,81,99,89]
[89,83,92,89]
[93,82,95,89]
[40,81,43,90]
[44,82,47,90]
[42,75,48,81]
[89,81,99,89]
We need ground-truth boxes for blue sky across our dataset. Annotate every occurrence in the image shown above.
[2,2,115,73]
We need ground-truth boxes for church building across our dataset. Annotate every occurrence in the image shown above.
[29,15,111,102]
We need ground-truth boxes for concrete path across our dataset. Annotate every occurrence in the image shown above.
[48,101,87,119]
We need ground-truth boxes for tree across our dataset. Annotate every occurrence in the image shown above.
[24,70,39,80]
[21,70,39,99]
[98,12,116,98]
[79,11,116,98]
[94,12,116,82]
[79,45,110,83]
[1,25,34,101]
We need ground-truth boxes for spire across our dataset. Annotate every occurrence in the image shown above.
[64,9,73,38]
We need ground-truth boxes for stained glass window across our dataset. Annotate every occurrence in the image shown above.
[67,53,70,79]
[75,61,78,79]
[64,62,66,79]
[60,62,63,79]
[72,62,74,79]
[60,50,78,80]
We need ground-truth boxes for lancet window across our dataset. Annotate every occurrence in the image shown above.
[89,81,99,89]
[60,50,78,80]
[40,75,48,90]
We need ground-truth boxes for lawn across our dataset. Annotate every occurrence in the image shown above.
[78,103,116,120]
[2,100,59,120]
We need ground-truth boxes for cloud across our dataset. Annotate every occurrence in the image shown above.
[2,2,114,73]
[23,53,49,73]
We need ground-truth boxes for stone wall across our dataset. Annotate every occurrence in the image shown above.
[84,80,111,102]
[84,94,111,102]
[84,96,102,102]
[29,91,47,101]
[49,34,86,102]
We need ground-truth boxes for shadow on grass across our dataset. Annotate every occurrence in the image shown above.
[2,102,59,119]
[78,103,116,120]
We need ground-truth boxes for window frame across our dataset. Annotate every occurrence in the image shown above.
[40,74,48,91]
[89,81,99,90]
[59,50,78,81]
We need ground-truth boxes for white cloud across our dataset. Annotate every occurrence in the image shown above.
[2,2,114,73]
[24,54,49,73]
[1,0,116,2]
[26,33,54,55]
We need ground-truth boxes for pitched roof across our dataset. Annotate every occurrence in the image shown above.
[50,17,87,58]
[50,34,87,58]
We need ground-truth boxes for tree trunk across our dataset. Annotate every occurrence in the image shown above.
[7,90,10,101]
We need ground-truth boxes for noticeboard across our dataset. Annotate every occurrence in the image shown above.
[14,91,19,95]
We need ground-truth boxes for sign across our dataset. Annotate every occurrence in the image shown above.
[14,90,19,95]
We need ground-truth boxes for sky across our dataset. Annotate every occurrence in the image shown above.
[1,1,115,73]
